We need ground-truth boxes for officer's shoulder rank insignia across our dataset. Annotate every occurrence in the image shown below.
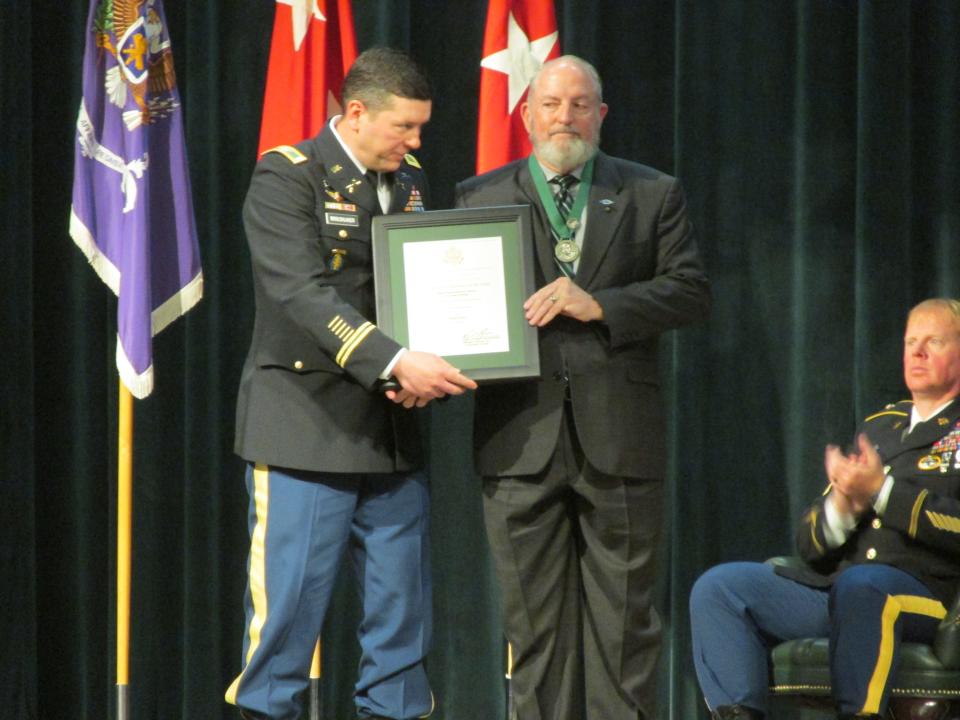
[263,145,307,164]
[403,153,421,169]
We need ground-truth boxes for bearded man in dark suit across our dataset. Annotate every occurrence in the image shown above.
[455,55,710,720]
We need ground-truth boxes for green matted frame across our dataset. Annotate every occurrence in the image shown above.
[372,205,540,382]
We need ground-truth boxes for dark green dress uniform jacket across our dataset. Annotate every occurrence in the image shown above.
[454,152,710,479]
[780,399,960,604]
[234,126,430,474]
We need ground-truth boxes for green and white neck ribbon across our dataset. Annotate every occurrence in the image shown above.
[528,155,595,241]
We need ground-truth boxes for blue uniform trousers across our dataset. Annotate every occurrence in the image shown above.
[689,562,945,716]
[226,464,433,720]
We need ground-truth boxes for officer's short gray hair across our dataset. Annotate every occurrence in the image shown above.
[528,55,603,104]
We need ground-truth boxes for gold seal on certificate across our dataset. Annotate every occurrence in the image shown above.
[554,239,580,263]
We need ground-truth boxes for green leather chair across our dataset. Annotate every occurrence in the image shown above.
[767,557,960,719]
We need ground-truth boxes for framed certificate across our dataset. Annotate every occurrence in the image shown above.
[372,205,540,382]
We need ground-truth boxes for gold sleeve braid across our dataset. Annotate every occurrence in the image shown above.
[924,507,960,535]
[328,315,377,368]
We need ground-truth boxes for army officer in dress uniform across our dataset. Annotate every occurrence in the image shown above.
[690,298,960,720]
[226,48,476,720]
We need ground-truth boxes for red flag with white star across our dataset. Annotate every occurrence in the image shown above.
[476,0,560,173]
[257,0,358,157]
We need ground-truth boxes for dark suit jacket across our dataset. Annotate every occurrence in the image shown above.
[454,153,710,478]
[782,399,960,604]
[234,126,430,473]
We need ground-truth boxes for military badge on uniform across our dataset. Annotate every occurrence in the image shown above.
[329,248,347,272]
[322,180,344,202]
[943,451,955,473]
[330,164,343,174]
[404,187,425,212]
[932,428,960,455]
[918,454,943,471]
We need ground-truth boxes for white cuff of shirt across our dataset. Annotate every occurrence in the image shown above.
[872,475,895,516]
[823,492,860,548]
[380,348,406,380]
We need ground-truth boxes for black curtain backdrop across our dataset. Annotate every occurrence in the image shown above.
[4,1,959,718]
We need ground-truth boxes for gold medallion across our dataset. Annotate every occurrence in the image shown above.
[554,239,580,263]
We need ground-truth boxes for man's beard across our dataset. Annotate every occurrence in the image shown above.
[532,130,599,172]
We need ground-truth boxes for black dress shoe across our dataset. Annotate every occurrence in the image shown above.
[712,706,764,720]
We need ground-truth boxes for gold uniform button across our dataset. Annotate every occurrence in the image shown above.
[338,229,349,238]
[871,518,882,529]
[293,360,304,370]
[866,548,877,560]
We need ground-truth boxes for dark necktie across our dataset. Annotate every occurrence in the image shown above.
[549,174,577,277]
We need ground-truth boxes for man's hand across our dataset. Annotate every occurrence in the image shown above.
[385,387,429,409]
[524,277,604,327]
[385,350,478,407]
[824,434,885,515]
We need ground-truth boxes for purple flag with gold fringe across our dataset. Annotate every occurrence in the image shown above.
[70,0,202,398]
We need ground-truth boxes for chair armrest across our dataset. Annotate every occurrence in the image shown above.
[934,590,960,669]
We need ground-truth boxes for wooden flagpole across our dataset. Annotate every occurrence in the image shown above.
[117,380,134,720]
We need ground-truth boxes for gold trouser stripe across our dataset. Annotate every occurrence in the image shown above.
[309,638,321,680]
[336,321,375,367]
[862,594,946,714]
[225,465,271,705]
[909,489,929,538]
[418,691,436,718]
